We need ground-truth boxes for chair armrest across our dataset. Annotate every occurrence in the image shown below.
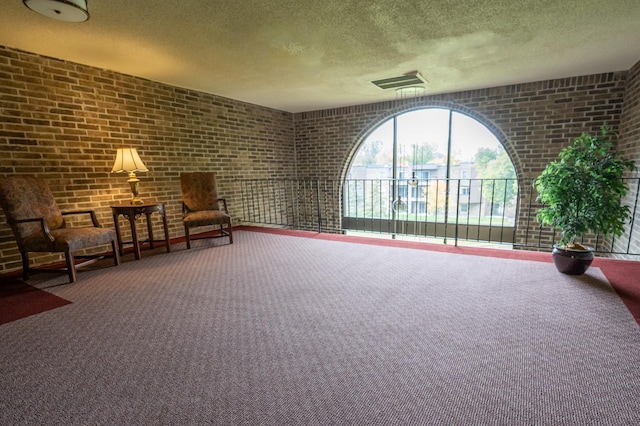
[218,198,229,214]
[62,210,101,227]
[14,217,55,242]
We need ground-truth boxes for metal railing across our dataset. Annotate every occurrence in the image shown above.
[515,178,640,256]
[239,179,342,233]
[238,178,640,257]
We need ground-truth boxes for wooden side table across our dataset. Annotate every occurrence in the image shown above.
[111,202,171,260]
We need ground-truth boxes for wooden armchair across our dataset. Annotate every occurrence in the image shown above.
[0,176,120,283]
[180,172,233,249]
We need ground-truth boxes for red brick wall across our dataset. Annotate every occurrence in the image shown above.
[0,46,295,273]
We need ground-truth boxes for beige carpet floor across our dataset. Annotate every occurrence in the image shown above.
[1,229,639,425]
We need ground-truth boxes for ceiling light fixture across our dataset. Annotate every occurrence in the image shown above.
[396,86,426,99]
[23,0,89,23]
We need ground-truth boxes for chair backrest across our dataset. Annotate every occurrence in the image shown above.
[180,172,220,212]
[0,176,64,243]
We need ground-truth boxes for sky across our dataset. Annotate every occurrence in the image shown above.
[360,108,504,165]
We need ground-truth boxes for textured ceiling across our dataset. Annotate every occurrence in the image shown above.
[1,0,640,113]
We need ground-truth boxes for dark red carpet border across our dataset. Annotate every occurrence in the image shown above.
[0,280,72,325]
[238,226,640,325]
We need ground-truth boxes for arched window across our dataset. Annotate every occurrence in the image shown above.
[344,108,517,243]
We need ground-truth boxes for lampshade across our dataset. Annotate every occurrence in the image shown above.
[111,148,148,173]
[23,0,89,23]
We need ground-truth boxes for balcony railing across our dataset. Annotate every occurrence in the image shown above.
[238,178,640,257]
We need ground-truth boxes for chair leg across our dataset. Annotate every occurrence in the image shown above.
[65,251,77,283]
[184,224,191,249]
[111,240,121,266]
[227,222,233,244]
[20,251,29,281]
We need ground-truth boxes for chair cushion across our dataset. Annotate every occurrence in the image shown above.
[22,227,117,253]
[183,210,231,228]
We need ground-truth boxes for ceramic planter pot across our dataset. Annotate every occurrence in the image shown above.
[552,244,594,275]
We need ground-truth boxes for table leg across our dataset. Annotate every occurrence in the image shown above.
[146,213,154,249]
[112,212,124,256]
[128,214,141,260]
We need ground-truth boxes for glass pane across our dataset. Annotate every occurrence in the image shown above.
[396,108,450,220]
[450,112,504,170]
[396,108,450,179]
[344,119,394,219]
[349,119,393,176]
[450,112,517,225]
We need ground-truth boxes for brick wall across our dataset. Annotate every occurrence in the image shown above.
[1,43,638,274]
[293,72,629,248]
[294,73,627,180]
[618,60,640,255]
[0,46,295,274]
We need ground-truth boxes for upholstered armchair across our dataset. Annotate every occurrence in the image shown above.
[0,176,120,283]
[180,172,233,249]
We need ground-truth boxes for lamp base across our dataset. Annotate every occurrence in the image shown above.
[127,172,144,205]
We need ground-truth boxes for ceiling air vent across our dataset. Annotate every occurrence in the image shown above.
[371,71,427,90]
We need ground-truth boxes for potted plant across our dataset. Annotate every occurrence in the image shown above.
[533,126,636,275]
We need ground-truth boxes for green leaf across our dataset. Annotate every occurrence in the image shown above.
[533,126,636,245]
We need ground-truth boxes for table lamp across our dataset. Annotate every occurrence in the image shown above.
[111,148,148,205]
